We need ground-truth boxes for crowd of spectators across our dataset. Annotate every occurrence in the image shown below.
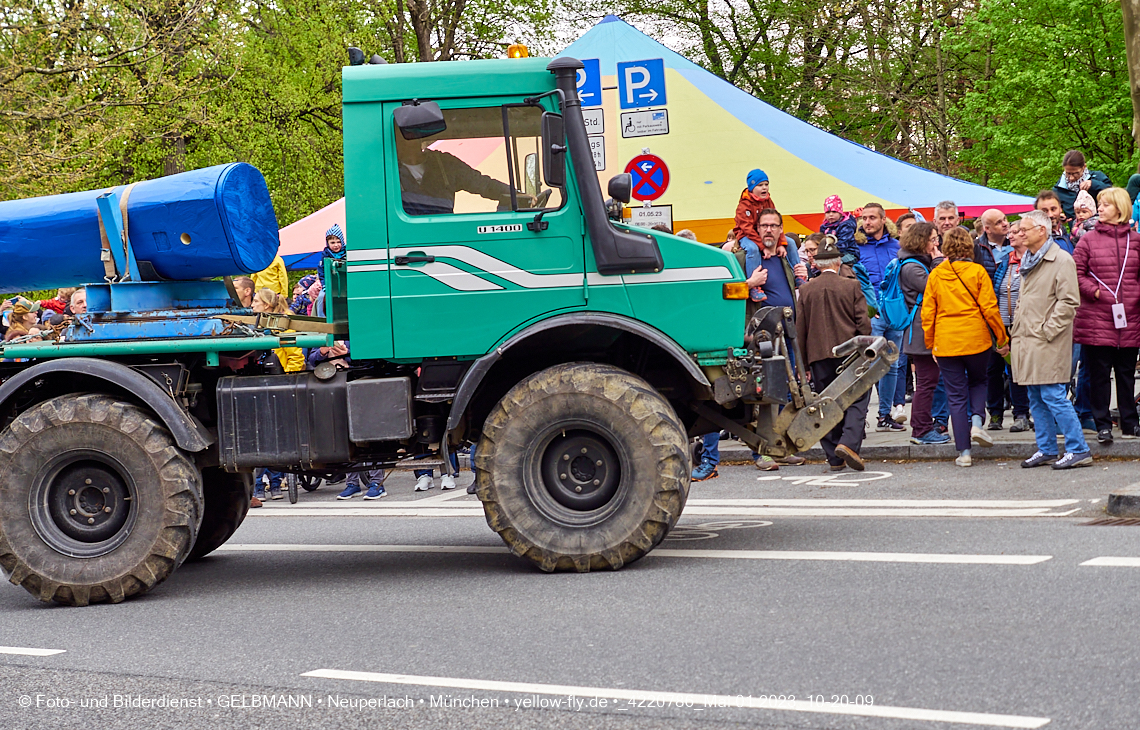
[690,151,1140,480]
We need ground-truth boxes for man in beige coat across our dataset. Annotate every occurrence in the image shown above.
[1011,210,1091,469]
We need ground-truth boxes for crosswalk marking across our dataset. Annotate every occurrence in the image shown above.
[299,668,1050,728]
[1079,557,1140,567]
[217,543,1051,565]
[0,646,66,656]
[251,501,1082,518]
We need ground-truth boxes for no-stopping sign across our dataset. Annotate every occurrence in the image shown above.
[624,154,670,201]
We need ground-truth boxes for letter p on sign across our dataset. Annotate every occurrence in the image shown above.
[617,59,667,110]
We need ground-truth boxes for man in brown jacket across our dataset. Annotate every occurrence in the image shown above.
[1011,210,1091,469]
[796,241,873,471]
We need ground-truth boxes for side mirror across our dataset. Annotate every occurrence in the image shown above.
[394,101,446,140]
[541,112,566,188]
[608,174,632,204]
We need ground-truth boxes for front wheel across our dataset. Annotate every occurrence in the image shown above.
[0,394,202,605]
[474,363,689,572]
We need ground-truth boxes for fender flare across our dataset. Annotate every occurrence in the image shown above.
[0,358,213,453]
[446,312,711,431]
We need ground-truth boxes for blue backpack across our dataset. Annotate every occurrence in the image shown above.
[877,258,929,331]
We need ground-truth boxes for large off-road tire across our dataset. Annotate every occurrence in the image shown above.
[188,468,250,560]
[0,394,203,606]
[474,363,689,572]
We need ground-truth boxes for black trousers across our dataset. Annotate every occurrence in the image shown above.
[811,357,871,466]
[1083,344,1139,432]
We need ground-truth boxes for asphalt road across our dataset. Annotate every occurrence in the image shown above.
[1,461,1138,730]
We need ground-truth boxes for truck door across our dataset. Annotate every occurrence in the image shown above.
[384,100,584,359]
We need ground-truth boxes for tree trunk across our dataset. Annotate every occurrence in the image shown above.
[1124,0,1140,149]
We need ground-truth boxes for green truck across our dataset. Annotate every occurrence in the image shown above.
[0,55,893,606]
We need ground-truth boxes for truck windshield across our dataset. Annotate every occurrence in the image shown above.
[395,105,563,216]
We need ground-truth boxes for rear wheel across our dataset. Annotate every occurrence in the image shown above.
[189,469,250,560]
[475,363,689,572]
[0,394,202,605]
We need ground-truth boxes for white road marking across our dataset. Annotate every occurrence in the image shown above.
[652,549,1052,565]
[250,508,483,517]
[688,499,1081,508]
[218,543,1050,565]
[1079,557,1140,567]
[299,669,1050,728]
[0,646,65,656]
[410,490,472,505]
[684,507,1080,517]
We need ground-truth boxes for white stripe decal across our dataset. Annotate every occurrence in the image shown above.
[391,246,581,289]
[393,262,503,292]
[623,266,733,284]
[384,245,732,289]
[347,248,389,262]
[586,272,623,286]
[300,669,1051,728]
[0,646,66,656]
[347,264,389,273]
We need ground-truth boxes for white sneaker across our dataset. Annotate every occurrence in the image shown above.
[971,425,994,447]
[414,475,434,492]
[440,474,457,490]
[955,453,972,467]
[891,404,908,424]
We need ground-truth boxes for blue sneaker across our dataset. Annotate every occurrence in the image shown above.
[910,430,950,445]
[253,488,268,501]
[337,484,362,500]
[691,460,719,481]
[363,483,387,500]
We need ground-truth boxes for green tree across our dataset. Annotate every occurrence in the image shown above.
[0,0,236,197]
[953,0,1137,194]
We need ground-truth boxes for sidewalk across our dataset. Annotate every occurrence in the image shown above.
[718,397,1140,463]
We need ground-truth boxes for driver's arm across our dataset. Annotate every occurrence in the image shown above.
[438,152,533,206]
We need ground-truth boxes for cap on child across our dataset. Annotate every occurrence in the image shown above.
[747,169,768,189]
[824,195,844,214]
[1074,190,1096,214]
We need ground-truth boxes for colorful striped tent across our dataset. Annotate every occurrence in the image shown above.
[562,15,1034,239]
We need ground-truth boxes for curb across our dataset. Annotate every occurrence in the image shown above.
[718,441,1140,463]
[1107,487,1140,518]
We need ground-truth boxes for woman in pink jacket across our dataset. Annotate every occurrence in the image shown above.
[1072,187,1140,444]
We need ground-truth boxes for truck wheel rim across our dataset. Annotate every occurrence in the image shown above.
[527,423,625,526]
[29,450,138,559]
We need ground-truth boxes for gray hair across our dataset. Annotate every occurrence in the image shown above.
[1019,209,1051,233]
[675,229,697,241]
[817,257,842,271]
[935,200,958,216]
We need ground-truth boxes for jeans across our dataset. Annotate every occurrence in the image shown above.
[1083,345,1140,432]
[254,468,283,492]
[1026,383,1089,456]
[938,351,990,451]
[414,451,460,479]
[871,316,904,417]
[698,432,720,466]
[892,352,909,408]
[932,377,949,425]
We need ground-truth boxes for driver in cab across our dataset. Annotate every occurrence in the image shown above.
[395,133,536,216]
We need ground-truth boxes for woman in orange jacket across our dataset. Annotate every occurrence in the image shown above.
[921,228,1010,467]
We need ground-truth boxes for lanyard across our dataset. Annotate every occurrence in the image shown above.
[1089,231,1130,303]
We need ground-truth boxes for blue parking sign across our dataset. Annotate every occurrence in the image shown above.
[617,58,666,110]
[576,58,602,108]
